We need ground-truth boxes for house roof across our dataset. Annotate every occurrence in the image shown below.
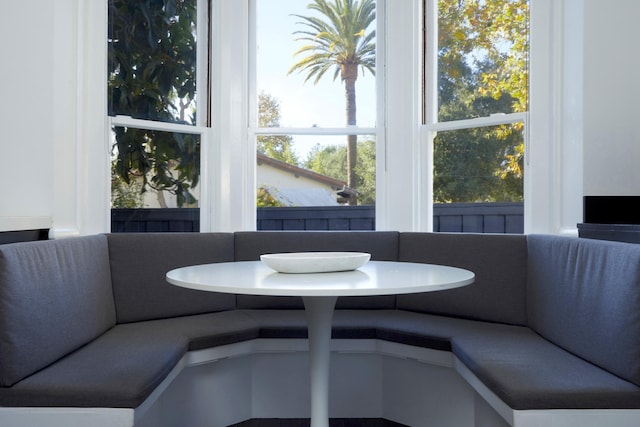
[256,152,358,206]
[260,186,342,207]
[257,153,354,192]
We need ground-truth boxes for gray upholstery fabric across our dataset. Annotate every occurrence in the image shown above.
[397,233,528,325]
[527,234,640,387]
[107,233,236,323]
[372,309,493,351]
[452,322,640,410]
[0,235,116,387]
[0,311,261,408]
[241,309,380,339]
[234,231,399,261]
[135,310,260,351]
[234,231,399,309]
[243,309,464,347]
[0,323,187,408]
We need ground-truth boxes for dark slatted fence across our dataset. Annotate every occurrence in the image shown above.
[433,202,524,234]
[111,202,524,234]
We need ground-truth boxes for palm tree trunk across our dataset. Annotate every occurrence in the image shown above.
[344,65,358,205]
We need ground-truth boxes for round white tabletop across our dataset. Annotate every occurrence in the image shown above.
[166,260,475,297]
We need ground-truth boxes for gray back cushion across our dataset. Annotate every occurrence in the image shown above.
[108,233,236,323]
[527,234,640,387]
[397,233,528,325]
[0,235,116,387]
[234,231,399,309]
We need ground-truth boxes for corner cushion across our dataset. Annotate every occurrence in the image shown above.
[0,323,187,408]
[453,324,640,410]
[0,235,116,387]
[527,234,640,387]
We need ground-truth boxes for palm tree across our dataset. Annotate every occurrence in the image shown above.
[288,0,375,205]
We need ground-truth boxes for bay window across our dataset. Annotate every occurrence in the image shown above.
[76,0,574,236]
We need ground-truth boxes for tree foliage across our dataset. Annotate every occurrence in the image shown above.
[305,139,376,205]
[108,0,199,207]
[289,0,376,204]
[257,92,299,165]
[435,0,528,203]
[438,0,528,114]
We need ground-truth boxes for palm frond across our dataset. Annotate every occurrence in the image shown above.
[288,0,376,83]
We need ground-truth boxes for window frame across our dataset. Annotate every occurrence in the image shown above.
[247,0,384,223]
[421,0,530,232]
[208,0,387,231]
[106,0,213,228]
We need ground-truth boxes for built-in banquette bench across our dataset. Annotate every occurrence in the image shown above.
[1,232,639,427]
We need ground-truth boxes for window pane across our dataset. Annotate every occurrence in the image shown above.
[256,0,376,128]
[433,124,523,204]
[111,127,200,232]
[437,0,529,121]
[108,0,198,124]
[256,135,376,207]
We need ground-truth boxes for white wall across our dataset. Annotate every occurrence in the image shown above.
[257,164,338,192]
[583,0,640,196]
[0,0,55,232]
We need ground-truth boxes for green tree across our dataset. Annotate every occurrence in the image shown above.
[288,0,375,204]
[435,0,528,202]
[111,162,144,208]
[108,0,199,207]
[305,139,376,205]
[257,92,299,165]
[439,0,528,114]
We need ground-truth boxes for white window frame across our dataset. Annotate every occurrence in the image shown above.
[417,0,582,235]
[420,0,530,233]
[106,0,213,231]
[108,115,213,221]
[209,0,386,231]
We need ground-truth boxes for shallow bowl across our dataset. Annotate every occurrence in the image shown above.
[260,252,371,274]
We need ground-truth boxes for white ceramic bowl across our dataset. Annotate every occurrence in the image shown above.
[260,252,371,274]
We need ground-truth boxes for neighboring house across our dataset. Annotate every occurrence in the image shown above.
[115,153,355,208]
[257,153,356,206]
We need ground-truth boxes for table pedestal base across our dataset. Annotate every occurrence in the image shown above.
[303,296,338,427]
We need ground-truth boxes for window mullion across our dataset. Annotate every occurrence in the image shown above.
[424,112,528,133]
[251,127,377,136]
[110,115,208,135]
[196,0,210,127]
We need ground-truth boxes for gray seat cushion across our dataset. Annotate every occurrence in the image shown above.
[0,323,187,408]
[372,309,491,351]
[134,310,260,351]
[108,233,237,323]
[452,322,640,410]
[241,309,382,340]
[527,235,640,387]
[234,231,400,309]
[397,232,528,325]
[0,236,116,387]
[0,311,260,408]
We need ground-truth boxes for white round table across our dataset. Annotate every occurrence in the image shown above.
[167,260,474,427]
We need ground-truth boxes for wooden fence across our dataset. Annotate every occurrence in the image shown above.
[112,202,524,234]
